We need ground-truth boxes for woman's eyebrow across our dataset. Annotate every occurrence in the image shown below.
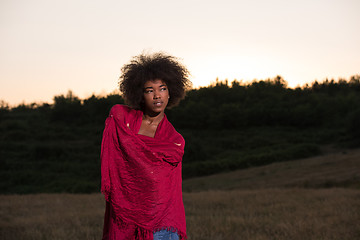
[144,84,167,90]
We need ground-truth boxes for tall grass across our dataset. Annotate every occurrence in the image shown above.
[0,194,104,240]
[1,149,359,240]
[184,189,360,240]
[0,189,359,240]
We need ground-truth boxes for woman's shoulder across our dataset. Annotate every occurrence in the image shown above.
[172,129,185,146]
[162,116,185,145]
[110,104,130,114]
[109,104,140,121]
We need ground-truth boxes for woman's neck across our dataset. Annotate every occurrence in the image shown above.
[142,111,164,125]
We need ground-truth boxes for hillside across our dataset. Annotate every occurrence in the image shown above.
[183,147,360,192]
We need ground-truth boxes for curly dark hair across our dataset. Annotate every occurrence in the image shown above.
[119,52,191,109]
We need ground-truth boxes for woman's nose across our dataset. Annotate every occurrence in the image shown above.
[153,91,160,99]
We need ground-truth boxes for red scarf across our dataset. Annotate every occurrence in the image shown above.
[101,105,187,240]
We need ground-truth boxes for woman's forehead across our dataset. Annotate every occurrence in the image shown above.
[144,79,166,87]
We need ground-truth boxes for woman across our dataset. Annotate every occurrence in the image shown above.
[101,52,191,240]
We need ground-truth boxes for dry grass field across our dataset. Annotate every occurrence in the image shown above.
[184,188,360,240]
[0,193,104,240]
[1,148,360,240]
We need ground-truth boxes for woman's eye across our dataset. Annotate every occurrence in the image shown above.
[145,89,153,93]
[160,87,167,91]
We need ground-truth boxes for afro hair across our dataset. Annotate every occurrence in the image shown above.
[119,52,191,109]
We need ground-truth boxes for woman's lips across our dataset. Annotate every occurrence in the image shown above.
[154,101,163,106]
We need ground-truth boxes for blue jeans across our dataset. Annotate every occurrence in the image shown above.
[153,229,180,240]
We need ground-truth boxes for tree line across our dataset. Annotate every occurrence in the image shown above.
[0,75,359,193]
[2,75,359,134]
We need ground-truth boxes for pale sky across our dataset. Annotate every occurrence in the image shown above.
[1,0,359,106]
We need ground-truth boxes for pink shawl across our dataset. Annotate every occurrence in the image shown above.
[101,104,187,240]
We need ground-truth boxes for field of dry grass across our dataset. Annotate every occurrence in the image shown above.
[0,194,104,240]
[1,148,360,240]
[184,188,360,240]
[1,189,359,240]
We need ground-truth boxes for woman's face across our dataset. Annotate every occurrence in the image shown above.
[143,79,169,115]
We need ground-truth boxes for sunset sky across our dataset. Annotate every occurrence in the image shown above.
[1,0,359,106]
